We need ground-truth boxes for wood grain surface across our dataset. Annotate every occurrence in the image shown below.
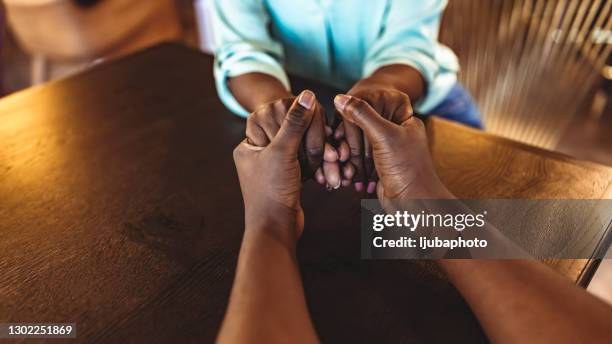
[0,43,610,343]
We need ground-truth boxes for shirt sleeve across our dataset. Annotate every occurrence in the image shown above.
[363,0,450,112]
[209,0,291,117]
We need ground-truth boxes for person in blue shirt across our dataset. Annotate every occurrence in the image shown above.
[208,0,482,193]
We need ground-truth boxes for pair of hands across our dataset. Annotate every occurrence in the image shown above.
[245,85,413,193]
[234,90,449,243]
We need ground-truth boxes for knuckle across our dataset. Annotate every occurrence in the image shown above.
[247,112,265,127]
[414,117,425,128]
[348,97,369,116]
[253,103,272,116]
[261,112,277,127]
[259,104,275,119]
[246,113,257,126]
[232,145,244,161]
[403,116,424,131]
[245,128,254,141]
[398,92,410,103]
[273,100,286,113]
[264,102,275,111]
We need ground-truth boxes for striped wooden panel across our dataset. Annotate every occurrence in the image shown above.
[441,0,612,149]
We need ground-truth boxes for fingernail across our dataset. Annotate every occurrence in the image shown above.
[342,180,351,187]
[355,182,364,192]
[334,94,350,111]
[298,90,315,110]
[367,181,377,194]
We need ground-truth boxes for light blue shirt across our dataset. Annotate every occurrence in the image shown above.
[209,0,459,117]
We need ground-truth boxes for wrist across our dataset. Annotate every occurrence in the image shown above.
[228,72,293,112]
[244,204,300,250]
[354,65,425,102]
[252,91,294,112]
[350,76,396,94]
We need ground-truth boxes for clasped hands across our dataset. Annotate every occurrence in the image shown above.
[245,85,418,191]
[234,89,452,245]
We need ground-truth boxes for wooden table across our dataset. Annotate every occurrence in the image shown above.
[1,43,611,343]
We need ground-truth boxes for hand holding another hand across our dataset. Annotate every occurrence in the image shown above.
[235,89,450,240]
[246,95,347,189]
[334,94,451,210]
[334,85,416,193]
[234,91,318,243]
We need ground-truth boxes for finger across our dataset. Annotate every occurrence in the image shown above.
[376,181,385,200]
[322,161,341,190]
[334,94,392,143]
[277,99,315,180]
[233,138,263,164]
[277,97,294,113]
[325,125,333,137]
[237,139,266,152]
[391,99,414,125]
[342,120,366,184]
[354,181,365,192]
[369,168,380,183]
[314,167,325,185]
[367,181,377,194]
[259,101,287,141]
[363,135,375,181]
[304,102,325,172]
[271,90,316,154]
[260,114,281,141]
[246,117,270,146]
[342,162,355,180]
[334,121,345,140]
[337,140,350,162]
[354,94,381,180]
[323,143,339,162]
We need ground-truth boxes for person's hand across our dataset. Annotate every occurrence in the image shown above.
[334,85,414,193]
[334,94,452,210]
[246,96,343,189]
[234,91,318,242]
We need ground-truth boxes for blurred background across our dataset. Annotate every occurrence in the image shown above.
[0,0,611,302]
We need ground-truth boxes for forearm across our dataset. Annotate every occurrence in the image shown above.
[352,64,425,103]
[229,73,293,112]
[217,218,318,344]
[395,179,612,342]
[438,259,612,343]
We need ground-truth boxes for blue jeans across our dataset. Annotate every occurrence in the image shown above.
[428,83,483,129]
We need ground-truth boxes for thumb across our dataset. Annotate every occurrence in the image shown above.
[334,94,392,142]
[270,90,316,154]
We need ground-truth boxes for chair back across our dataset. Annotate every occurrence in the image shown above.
[441,0,611,148]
